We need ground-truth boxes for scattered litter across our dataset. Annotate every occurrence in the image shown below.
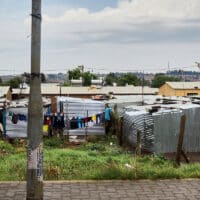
[125,163,134,169]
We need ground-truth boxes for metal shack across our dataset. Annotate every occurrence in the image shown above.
[4,97,105,138]
[6,107,27,138]
[56,97,105,136]
[122,104,200,154]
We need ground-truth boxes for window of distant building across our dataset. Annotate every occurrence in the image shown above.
[187,93,198,96]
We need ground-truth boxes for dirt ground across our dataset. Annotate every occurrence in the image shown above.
[164,152,200,163]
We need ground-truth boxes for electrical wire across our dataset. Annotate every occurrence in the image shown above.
[0,64,199,75]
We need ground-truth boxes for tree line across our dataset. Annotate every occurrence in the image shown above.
[0,68,181,89]
[68,68,181,87]
[0,73,46,88]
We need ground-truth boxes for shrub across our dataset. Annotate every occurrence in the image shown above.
[44,137,64,148]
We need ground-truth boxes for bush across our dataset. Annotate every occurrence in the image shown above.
[44,137,64,148]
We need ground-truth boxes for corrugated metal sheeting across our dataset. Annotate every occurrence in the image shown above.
[123,104,200,153]
[153,110,182,153]
[123,111,154,152]
[181,106,200,152]
[4,97,105,138]
[58,97,104,118]
[57,97,105,135]
[6,107,27,138]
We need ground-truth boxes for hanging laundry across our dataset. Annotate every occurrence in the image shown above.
[0,123,3,135]
[96,114,101,125]
[43,125,49,133]
[81,118,85,128]
[92,114,96,123]
[18,114,27,121]
[57,113,65,129]
[84,116,92,127]
[44,116,51,126]
[12,113,18,124]
[8,111,13,116]
[70,117,78,129]
[100,112,105,123]
[46,106,51,115]
[0,110,3,124]
[77,116,82,128]
[2,109,6,133]
[52,113,58,128]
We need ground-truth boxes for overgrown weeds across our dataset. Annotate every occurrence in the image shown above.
[0,138,200,181]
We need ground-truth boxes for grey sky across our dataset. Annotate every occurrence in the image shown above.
[0,0,200,75]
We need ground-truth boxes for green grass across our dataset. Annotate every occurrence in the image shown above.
[0,138,200,181]
[0,140,15,154]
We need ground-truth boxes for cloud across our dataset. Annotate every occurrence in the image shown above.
[39,0,200,46]
[118,0,200,20]
[1,0,200,73]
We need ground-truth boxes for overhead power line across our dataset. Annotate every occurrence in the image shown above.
[0,64,199,75]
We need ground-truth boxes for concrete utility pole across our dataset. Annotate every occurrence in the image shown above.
[26,0,43,200]
[195,62,200,80]
[141,70,144,105]
[78,65,84,86]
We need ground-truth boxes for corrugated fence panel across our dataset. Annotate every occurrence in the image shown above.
[182,107,200,152]
[123,112,154,152]
[123,106,200,153]
[153,111,182,153]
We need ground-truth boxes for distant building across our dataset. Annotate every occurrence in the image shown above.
[159,82,200,96]
[0,86,10,98]
[91,79,103,86]
[46,73,67,83]
[70,78,82,86]
[9,84,158,99]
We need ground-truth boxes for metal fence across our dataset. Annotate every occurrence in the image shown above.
[123,111,154,152]
[122,104,200,153]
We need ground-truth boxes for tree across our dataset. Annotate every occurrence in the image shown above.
[151,74,180,88]
[82,71,91,86]
[0,77,2,84]
[105,72,141,86]
[6,76,22,88]
[68,67,82,80]
[82,71,97,86]
[118,73,141,86]
[41,73,46,83]
[68,67,97,86]
[105,73,118,86]
[22,72,46,84]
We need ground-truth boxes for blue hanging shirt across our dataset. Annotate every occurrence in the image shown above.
[2,109,6,133]
[105,107,112,121]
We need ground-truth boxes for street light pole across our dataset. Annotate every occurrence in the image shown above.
[26,0,43,199]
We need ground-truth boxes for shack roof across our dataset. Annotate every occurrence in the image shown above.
[124,102,200,115]
[57,96,105,105]
[166,82,200,89]
[0,86,9,97]
[12,84,158,96]
[57,85,158,95]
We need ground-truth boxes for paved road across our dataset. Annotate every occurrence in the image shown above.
[0,179,199,200]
